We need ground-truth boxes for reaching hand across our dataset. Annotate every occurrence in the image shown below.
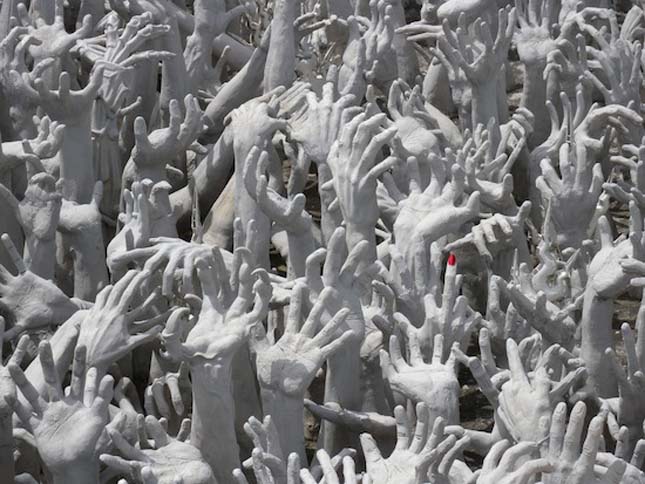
[9,342,114,479]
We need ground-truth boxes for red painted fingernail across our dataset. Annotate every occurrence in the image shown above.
[448,253,456,266]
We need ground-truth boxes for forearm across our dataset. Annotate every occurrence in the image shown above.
[260,388,306,461]
[520,62,549,147]
[203,46,268,140]
[57,120,94,204]
[471,81,500,144]
[190,360,240,483]
[323,339,362,453]
[285,229,315,279]
[581,288,617,398]
[0,414,14,481]
[264,0,297,91]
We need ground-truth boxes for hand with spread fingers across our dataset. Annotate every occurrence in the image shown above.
[8,342,114,484]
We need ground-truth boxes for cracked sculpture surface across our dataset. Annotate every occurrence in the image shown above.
[7,0,645,482]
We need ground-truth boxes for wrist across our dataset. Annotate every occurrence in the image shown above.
[471,80,498,128]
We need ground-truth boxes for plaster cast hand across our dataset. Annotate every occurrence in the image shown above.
[77,12,171,68]
[0,27,54,108]
[236,448,299,484]
[544,34,589,101]
[438,8,516,87]
[601,322,645,456]
[299,451,363,484]
[101,415,215,483]
[13,0,92,61]
[8,342,114,480]
[453,328,511,403]
[595,453,645,484]
[541,402,627,484]
[380,332,460,423]
[361,403,469,484]
[0,139,44,177]
[606,139,645,210]
[444,202,531,263]
[395,254,479,361]
[482,276,531,351]
[326,111,399,233]
[161,253,271,364]
[0,173,61,277]
[528,211,579,304]
[513,0,557,67]
[242,147,312,235]
[573,103,643,166]
[475,440,552,484]
[145,362,191,418]
[460,123,525,214]
[78,13,172,110]
[388,155,480,257]
[501,273,577,348]
[77,270,166,374]
[127,95,204,178]
[108,179,179,271]
[0,234,78,339]
[192,0,251,40]
[288,81,360,165]
[537,141,603,250]
[385,81,445,159]
[240,415,286,475]
[337,17,370,97]
[429,43,472,121]
[301,227,375,339]
[582,19,642,113]
[58,181,103,235]
[495,339,564,443]
[32,68,105,124]
[225,91,288,149]
[339,0,398,91]
[587,205,645,299]
[0,116,64,173]
[253,283,353,397]
[111,236,221,297]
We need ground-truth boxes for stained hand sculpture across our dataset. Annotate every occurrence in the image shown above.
[1,1,645,483]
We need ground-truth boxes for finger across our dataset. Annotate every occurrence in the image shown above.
[8,362,46,414]
[39,341,63,402]
[1,234,26,274]
[69,344,87,401]
[506,338,529,386]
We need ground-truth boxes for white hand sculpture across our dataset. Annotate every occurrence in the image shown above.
[9,342,114,484]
